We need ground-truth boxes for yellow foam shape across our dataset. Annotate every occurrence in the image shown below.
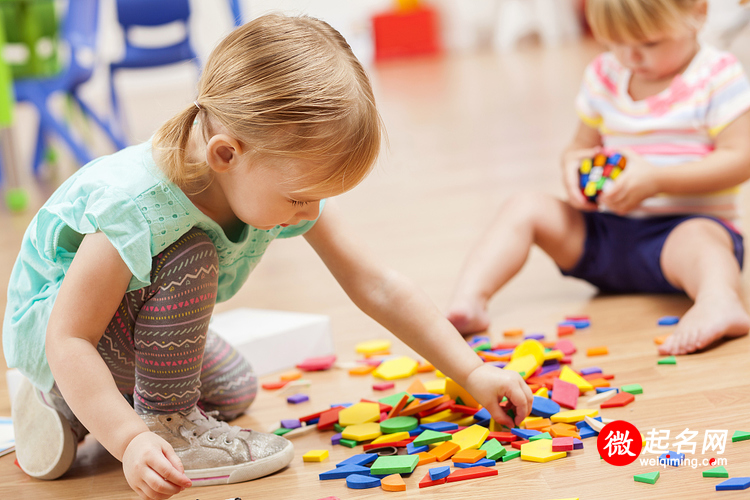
[511,339,545,365]
[534,387,549,398]
[339,402,381,426]
[373,356,418,380]
[302,449,329,462]
[504,353,539,380]
[355,339,392,355]
[520,439,567,463]
[420,409,453,424]
[559,366,595,393]
[550,409,598,423]
[424,379,446,394]
[435,370,445,378]
[454,415,478,427]
[451,424,489,451]
[520,416,542,428]
[371,431,409,444]
[543,349,564,361]
[341,422,382,442]
[445,378,480,408]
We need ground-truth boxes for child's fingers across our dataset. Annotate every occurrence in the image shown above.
[150,452,191,490]
[142,467,182,500]
[160,446,191,487]
[487,403,515,429]
[507,383,532,426]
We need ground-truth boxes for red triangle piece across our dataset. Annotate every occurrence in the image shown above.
[419,473,447,488]
[446,466,498,482]
[600,391,635,408]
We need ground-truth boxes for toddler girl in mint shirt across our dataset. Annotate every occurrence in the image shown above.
[3,14,533,500]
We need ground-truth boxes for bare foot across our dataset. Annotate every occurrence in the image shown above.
[447,297,490,336]
[659,291,750,355]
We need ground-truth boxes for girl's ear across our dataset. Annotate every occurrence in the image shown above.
[205,134,244,173]
[693,0,708,27]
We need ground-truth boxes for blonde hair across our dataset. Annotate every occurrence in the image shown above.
[586,0,704,43]
[153,14,383,196]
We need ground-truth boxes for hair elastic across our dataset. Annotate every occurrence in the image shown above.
[194,100,202,110]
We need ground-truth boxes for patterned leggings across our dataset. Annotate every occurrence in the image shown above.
[96,228,257,420]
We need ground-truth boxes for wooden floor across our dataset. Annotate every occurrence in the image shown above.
[3,36,750,499]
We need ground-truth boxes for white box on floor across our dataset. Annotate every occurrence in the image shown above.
[208,308,334,377]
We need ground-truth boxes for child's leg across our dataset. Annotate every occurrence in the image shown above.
[659,218,750,355]
[198,330,257,421]
[448,193,587,334]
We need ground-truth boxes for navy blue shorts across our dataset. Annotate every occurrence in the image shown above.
[560,213,744,294]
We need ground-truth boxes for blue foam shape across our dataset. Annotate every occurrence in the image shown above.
[580,367,602,375]
[421,421,459,432]
[475,418,491,428]
[658,315,680,326]
[511,428,541,440]
[429,465,451,480]
[596,387,618,394]
[468,336,490,346]
[331,402,353,408]
[409,427,425,436]
[579,427,597,439]
[454,458,497,468]
[336,454,378,468]
[474,408,491,421]
[412,393,441,400]
[716,477,750,491]
[531,396,561,418]
[491,349,515,356]
[346,474,381,489]
[576,416,602,429]
[320,464,372,480]
[407,442,429,455]
[658,451,685,467]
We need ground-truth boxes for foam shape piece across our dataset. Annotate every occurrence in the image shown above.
[342,422,382,442]
[281,419,301,429]
[349,365,376,375]
[262,380,289,390]
[370,455,420,475]
[445,378,480,408]
[511,339,546,365]
[407,442,429,454]
[480,438,507,460]
[419,473,447,488]
[430,441,461,461]
[297,355,336,371]
[586,346,608,356]
[732,430,750,442]
[549,422,580,438]
[451,424,490,451]
[657,315,679,326]
[512,428,541,440]
[502,449,521,461]
[586,390,619,406]
[532,396,561,418]
[552,437,576,452]
[446,466,498,483]
[371,431,410,445]
[583,415,605,433]
[715,477,750,491]
[417,452,438,466]
[703,465,729,478]
[658,451,685,467]
[657,356,677,365]
[543,349,564,361]
[339,402,381,426]
[320,464,372,480]
[424,379,447,394]
[287,393,309,404]
[551,409,598,423]
[373,382,395,391]
[407,378,428,394]
[346,474,381,489]
[373,356,418,380]
[421,421,459,432]
[356,339,392,355]
[552,378,579,409]
[336,453,377,468]
[559,366,594,393]
[400,395,450,417]
[521,439,567,463]
[413,429,452,447]
[529,432,552,441]
[303,449,329,462]
[429,465,451,481]
[504,353,539,380]
[453,458,496,468]
[600,392,635,408]
[452,449,487,463]
[554,339,577,355]
[317,406,346,430]
[380,416,419,434]
[620,384,643,395]
[381,474,406,492]
[412,393,441,400]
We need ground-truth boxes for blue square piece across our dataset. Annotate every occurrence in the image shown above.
[716,477,750,491]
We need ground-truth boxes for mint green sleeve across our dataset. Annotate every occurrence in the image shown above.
[276,199,327,239]
[34,186,154,291]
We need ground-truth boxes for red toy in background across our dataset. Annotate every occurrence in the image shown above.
[372,1,441,61]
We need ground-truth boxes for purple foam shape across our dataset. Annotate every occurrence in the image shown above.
[287,393,309,404]
[331,433,342,445]
[524,333,545,341]
[573,438,583,450]
[580,367,602,375]
[281,419,301,429]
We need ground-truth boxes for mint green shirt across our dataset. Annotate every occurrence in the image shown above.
[3,142,323,391]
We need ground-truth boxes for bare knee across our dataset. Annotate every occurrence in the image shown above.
[498,191,559,229]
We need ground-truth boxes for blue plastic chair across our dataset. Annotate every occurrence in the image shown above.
[13,0,126,175]
[109,0,200,138]
[229,0,243,27]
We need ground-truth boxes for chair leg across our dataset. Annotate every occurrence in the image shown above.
[36,97,94,167]
[32,123,47,177]
[73,94,128,150]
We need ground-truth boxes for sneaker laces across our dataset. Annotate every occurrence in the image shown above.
[186,407,243,443]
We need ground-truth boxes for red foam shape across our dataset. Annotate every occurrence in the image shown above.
[449,403,480,415]
[446,466,498,483]
[554,339,577,355]
[373,382,395,391]
[416,401,453,419]
[552,437,576,452]
[488,432,517,442]
[511,439,529,450]
[316,406,345,430]
[552,378,579,409]
[360,399,393,413]
[419,473,447,488]
[261,380,289,390]
[296,355,336,371]
[600,391,635,408]
[363,439,411,451]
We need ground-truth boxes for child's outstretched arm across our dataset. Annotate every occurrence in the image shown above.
[600,110,750,214]
[46,232,192,500]
[304,201,534,427]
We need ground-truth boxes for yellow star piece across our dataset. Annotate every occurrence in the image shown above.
[341,422,382,442]
[451,424,489,451]
[302,449,329,462]
[338,402,381,426]
[371,431,410,444]
[372,356,418,380]
[550,409,599,423]
[520,439,567,463]
[355,339,392,356]
[559,366,595,394]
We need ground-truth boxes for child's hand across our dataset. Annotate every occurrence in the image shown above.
[123,431,192,500]
[598,149,659,214]
[464,364,534,428]
[562,148,600,211]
